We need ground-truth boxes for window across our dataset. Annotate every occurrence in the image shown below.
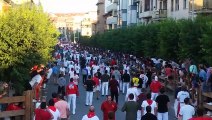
[140,1,142,13]
[171,0,174,11]
[175,0,179,11]
[163,0,167,9]
[160,1,162,9]
[183,0,187,9]
[144,0,150,11]
[151,0,153,10]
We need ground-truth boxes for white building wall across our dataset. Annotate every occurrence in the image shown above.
[167,0,190,20]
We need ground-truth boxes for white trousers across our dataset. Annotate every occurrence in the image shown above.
[157,112,168,120]
[67,94,76,114]
[101,82,108,95]
[122,82,129,94]
[151,92,159,100]
[86,91,93,105]
[119,80,123,91]
[137,110,141,120]
[174,99,178,117]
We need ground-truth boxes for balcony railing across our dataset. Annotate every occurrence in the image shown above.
[159,9,167,18]
[106,3,117,12]
[106,16,118,24]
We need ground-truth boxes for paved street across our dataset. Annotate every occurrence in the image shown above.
[44,73,176,120]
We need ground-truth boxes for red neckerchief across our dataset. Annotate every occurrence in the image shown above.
[48,106,56,112]
[147,99,153,105]
[87,111,95,118]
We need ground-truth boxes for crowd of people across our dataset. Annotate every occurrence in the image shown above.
[0,42,212,120]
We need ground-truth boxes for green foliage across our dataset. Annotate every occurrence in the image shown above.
[0,5,58,93]
[79,16,212,66]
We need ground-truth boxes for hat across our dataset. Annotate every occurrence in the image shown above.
[155,76,158,81]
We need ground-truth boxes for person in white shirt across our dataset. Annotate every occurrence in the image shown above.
[92,64,97,77]
[93,64,100,77]
[141,93,157,115]
[48,99,61,120]
[47,66,53,81]
[60,65,66,76]
[73,71,80,87]
[74,63,80,75]
[63,59,68,68]
[99,63,105,75]
[177,86,190,117]
[29,73,42,89]
[68,62,74,71]
[139,72,148,88]
[82,105,99,120]
[179,98,195,120]
[69,68,75,79]
[125,82,140,101]
[124,64,130,74]
[105,65,110,76]
[86,64,91,76]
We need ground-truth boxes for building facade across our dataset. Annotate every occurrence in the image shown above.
[96,0,106,33]
[81,11,97,36]
[101,0,212,30]
[105,0,118,29]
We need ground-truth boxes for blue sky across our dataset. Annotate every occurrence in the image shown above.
[41,0,98,13]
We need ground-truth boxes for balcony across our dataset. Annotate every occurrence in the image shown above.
[159,9,167,18]
[139,11,153,18]
[112,0,118,3]
[106,16,117,24]
[133,0,140,3]
[106,3,117,12]
[152,9,167,19]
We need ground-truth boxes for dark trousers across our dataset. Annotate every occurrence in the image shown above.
[82,75,87,83]
[111,91,118,104]
[58,86,65,96]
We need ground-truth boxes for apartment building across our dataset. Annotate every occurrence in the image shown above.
[138,0,212,24]
[96,0,106,33]
[81,11,97,36]
[105,0,118,29]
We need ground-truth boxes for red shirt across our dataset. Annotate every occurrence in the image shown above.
[150,81,162,93]
[189,117,212,120]
[109,79,119,93]
[101,101,117,120]
[66,82,78,95]
[165,67,172,77]
[6,103,22,111]
[35,109,51,120]
[53,98,59,103]
[111,59,116,66]
[93,76,99,86]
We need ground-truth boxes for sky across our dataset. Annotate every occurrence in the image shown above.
[40,0,98,13]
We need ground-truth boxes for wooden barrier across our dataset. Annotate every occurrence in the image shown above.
[0,90,34,120]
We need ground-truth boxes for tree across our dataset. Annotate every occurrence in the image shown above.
[199,18,212,65]
[0,5,58,93]
[158,20,179,60]
[177,19,202,62]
